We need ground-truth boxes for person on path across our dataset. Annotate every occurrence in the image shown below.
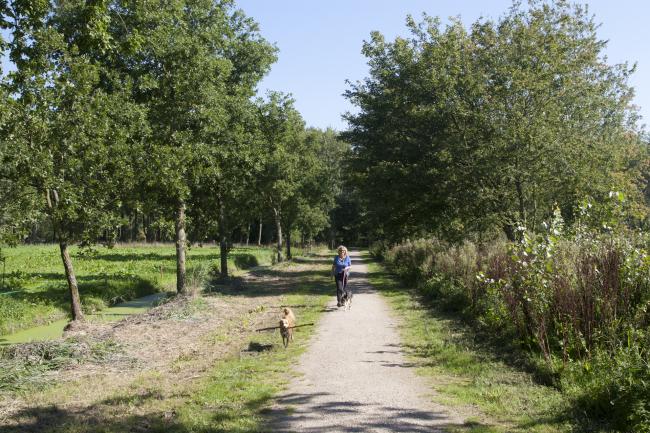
[331,245,352,307]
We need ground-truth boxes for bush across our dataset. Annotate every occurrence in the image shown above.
[368,240,390,259]
[564,329,650,432]
[383,227,650,431]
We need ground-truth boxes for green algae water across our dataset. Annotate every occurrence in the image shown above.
[0,292,168,345]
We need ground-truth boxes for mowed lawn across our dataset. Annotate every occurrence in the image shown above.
[0,244,275,335]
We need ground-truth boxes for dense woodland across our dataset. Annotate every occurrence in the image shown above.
[2,0,650,431]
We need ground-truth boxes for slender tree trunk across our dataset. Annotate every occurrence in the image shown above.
[245,224,250,247]
[133,208,140,242]
[286,229,292,260]
[515,178,526,226]
[219,200,228,278]
[257,216,263,246]
[175,201,187,294]
[59,242,84,321]
[273,208,283,263]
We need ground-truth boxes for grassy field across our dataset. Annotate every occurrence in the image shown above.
[366,257,574,433]
[0,244,277,336]
[0,252,333,433]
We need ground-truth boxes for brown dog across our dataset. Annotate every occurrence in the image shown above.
[279,307,296,348]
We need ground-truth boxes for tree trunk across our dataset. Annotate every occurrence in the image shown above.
[59,242,84,321]
[133,208,140,242]
[286,229,292,260]
[245,224,250,247]
[219,200,228,278]
[273,208,283,263]
[515,178,526,226]
[175,201,187,294]
[257,216,263,246]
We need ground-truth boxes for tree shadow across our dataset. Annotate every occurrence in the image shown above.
[232,253,260,269]
[264,391,492,433]
[5,275,160,310]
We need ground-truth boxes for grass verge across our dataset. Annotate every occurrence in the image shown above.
[175,291,328,433]
[366,255,574,433]
[0,251,333,433]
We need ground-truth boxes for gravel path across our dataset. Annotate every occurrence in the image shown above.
[268,251,464,432]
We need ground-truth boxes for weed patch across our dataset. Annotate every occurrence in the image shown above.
[367,258,572,433]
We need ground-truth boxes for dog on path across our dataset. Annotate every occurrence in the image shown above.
[279,307,296,348]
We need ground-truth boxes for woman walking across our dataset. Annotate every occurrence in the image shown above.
[332,245,352,307]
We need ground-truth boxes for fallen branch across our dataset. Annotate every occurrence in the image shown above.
[255,323,315,332]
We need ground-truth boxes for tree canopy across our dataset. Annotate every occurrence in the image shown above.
[344,0,646,242]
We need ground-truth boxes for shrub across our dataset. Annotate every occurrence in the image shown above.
[383,223,650,431]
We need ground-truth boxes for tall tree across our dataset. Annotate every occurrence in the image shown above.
[283,128,349,258]
[0,69,40,246]
[344,1,646,242]
[256,92,305,262]
[2,0,145,321]
[100,0,275,291]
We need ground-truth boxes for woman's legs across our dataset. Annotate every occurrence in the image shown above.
[335,272,345,306]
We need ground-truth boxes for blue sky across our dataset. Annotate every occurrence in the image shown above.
[2,1,648,131]
[236,0,650,131]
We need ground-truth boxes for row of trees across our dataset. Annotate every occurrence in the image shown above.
[0,0,348,322]
[344,1,648,243]
[344,3,650,428]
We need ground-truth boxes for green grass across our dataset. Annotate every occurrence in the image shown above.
[176,291,329,433]
[366,255,573,433]
[0,244,275,335]
[0,251,333,433]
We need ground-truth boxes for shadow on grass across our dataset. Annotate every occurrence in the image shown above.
[0,401,187,433]
[208,267,375,302]
[0,389,499,433]
[5,276,160,310]
[208,251,374,301]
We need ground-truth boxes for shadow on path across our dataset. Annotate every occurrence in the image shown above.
[265,392,485,433]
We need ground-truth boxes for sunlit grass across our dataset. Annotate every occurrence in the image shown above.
[0,244,274,335]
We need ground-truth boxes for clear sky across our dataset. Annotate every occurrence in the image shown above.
[236,0,650,131]
[2,1,648,131]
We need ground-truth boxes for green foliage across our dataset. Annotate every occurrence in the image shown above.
[344,1,647,242]
[562,329,650,432]
[383,200,650,430]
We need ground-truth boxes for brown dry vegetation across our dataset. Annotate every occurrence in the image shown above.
[0,256,332,433]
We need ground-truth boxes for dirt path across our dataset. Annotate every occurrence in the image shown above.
[267,251,465,432]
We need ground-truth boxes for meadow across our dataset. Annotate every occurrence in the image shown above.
[0,244,276,336]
